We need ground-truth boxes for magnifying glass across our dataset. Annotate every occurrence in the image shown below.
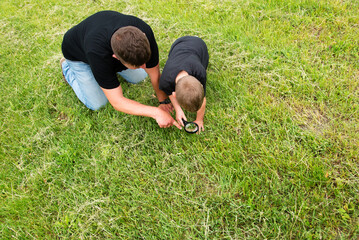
[182,118,199,134]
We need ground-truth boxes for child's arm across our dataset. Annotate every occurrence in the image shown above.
[195,97,207,133]
[169,94,186,127]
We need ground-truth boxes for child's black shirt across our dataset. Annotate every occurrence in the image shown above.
[159,36,209,96]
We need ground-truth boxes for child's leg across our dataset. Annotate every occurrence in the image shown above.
[118,68,148,84]
[61,59,108,110]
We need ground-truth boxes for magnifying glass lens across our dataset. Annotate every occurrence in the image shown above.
[182,118,199,134]
[184,122,198,133]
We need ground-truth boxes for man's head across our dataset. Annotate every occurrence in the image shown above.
[111,26,151,68]
[175,76,204,112]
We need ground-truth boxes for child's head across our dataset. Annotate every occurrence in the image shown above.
[111,26,151,67]
[175,76,204,112]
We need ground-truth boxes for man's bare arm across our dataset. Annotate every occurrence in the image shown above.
[145,64,173,113]
[145,64,168,101]
[101,85,180,129]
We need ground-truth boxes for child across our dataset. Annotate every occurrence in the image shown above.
[159,36,209,133]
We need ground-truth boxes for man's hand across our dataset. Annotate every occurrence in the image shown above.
[194,120,204,134]
[155,108,181,129]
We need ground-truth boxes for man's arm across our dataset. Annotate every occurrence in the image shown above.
[145,64,173,113]
[101,85,180,129]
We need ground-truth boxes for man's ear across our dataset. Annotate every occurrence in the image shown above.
[172,92,176,98]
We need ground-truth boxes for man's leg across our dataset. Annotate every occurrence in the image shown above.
[118,68,148,84]
[61,59,108,110]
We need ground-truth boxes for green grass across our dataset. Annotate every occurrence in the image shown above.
[1,0,358,238]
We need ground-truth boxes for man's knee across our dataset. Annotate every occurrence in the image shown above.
[86,97,108,111]
[131,69,148,83]
[119,68,148,84]
[129,73,147,84]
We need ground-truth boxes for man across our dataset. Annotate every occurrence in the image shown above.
[61,11,180,129]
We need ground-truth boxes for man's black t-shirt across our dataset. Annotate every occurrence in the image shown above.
[159,36,209,96]
[61,11,159,89]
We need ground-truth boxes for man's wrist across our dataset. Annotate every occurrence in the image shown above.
[151,107,162,119]
[159,98,171,104]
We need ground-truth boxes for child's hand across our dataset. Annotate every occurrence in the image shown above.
[176,110,187,127]
[194,120,204,134]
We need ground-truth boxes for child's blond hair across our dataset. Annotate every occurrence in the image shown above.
[175,76,204,112]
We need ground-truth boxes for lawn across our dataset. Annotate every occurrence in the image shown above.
[0,0,358,238]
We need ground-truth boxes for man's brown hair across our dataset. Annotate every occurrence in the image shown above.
[111,26,151,67]
[175,76,204,112]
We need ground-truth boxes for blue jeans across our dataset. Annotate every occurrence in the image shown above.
[61,59,148,110]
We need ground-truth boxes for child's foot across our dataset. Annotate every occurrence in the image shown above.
[60,57,68,85]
